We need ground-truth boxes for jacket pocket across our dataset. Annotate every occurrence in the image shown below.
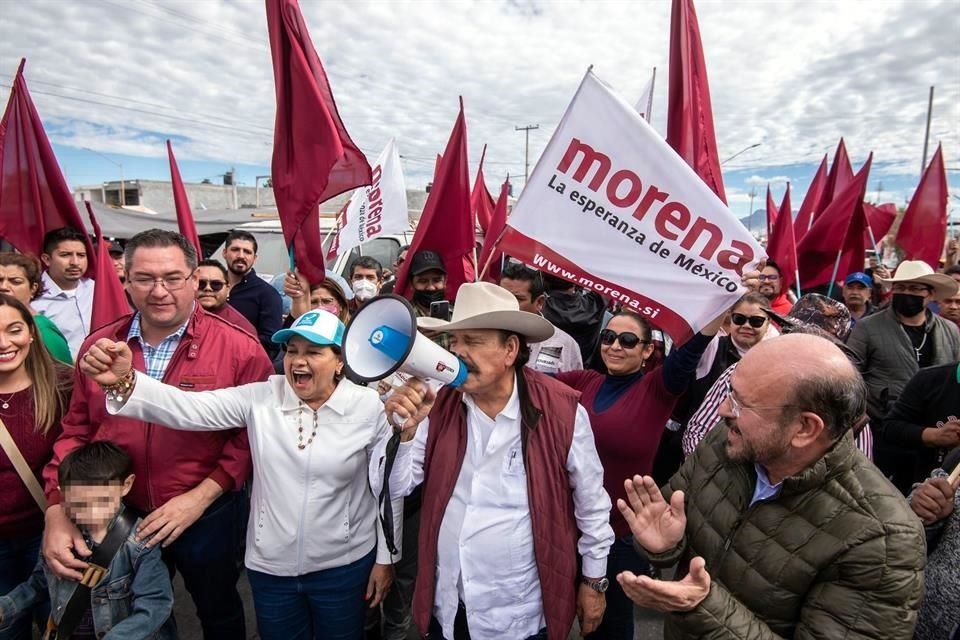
[93,576,132,634]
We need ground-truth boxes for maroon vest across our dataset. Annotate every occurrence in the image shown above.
[412,368,581,640]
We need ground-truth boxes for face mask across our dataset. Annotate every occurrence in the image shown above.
[352,279,378,301]
[413,288,445,308]
[891,293,925,317]
[318,303,340,316]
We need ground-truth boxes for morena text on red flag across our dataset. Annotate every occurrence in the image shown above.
[555,137,756,274]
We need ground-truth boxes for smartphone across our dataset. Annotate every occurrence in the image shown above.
[429,300,450,320]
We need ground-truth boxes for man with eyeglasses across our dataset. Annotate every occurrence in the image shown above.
[616,333,926,639]
[195,258,257,336]
[751,260,793,315]
[848,260,960,493]
[41,229,275,640]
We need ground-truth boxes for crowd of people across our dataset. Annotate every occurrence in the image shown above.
[0,224,958,640]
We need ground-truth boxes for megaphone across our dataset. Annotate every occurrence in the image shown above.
[342,294,467,387]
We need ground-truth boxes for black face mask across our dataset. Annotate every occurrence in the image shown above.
[891,293,926,317]
[413,288,445,308]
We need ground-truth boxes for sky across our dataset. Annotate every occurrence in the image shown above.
[1,0,958,224]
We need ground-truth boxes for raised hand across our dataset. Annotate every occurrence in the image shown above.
[79,338,133,387]
[617,555,711,612]
[617,475,686,554]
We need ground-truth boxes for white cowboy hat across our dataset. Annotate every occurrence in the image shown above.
[877,260,959,300]
[417,282,555,342]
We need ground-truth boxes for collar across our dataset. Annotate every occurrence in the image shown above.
[237,268,259,285]
[754,463,783,491]
[127,304,194,345]
[461,373,521,422]
[41,272,90,297]
[778,431,857,497]
[280,376,352,415]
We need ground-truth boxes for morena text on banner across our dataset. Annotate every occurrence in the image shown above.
[555,137,755,274]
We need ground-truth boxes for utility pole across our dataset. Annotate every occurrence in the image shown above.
[515,124,539,183]
[747,187,757,233]
[921,86,934,173]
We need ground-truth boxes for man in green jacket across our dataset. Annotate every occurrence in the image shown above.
[616,333,926,639]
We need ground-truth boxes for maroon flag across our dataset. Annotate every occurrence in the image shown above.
[470,145,496,233]
[0,59,93,268]
[765,184,778,239]
[863,202,896,247]
[267,0,371,284]
[793,155,828,242]
[897,144,948,268]
[666,0,727,203]
[813,139,854,221]
[166,141,202,259]
[85,202,129,330]
[478,177,510,282]
[767,183,797,291]
[797,154,872,289]
[393,100,473,300]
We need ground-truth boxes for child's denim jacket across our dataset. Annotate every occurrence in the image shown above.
[0,508,175,639]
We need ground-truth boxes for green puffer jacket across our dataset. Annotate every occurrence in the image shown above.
[643,425,926,639]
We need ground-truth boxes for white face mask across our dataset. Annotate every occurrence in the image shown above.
[352,278,378,301]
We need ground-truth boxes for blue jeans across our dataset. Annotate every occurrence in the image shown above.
[248,547,377,640]
[0,533,44,640]
[161,490,247,640]
[586,535,650,640]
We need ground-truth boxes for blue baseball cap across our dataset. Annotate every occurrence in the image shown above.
[844,272,873,288]
[271,310,345,347]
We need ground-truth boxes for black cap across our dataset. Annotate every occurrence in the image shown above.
[107,240,124,256]
[409,250,446,276]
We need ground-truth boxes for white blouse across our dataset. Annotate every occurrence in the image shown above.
[109,373,401,576]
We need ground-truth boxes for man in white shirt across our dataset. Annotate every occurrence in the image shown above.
[33,227,95,358]
[499,262,583,374]
[380,282,614,640]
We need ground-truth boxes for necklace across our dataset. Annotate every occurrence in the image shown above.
[0,391,17,410]
[908,329,928,363]
[296,401,319,450]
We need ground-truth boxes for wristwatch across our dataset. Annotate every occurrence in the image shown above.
[580,576,609,593]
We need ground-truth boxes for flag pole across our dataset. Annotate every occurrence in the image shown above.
[826,248,844,298]
[795,269,801,298]
[479,227,508,281]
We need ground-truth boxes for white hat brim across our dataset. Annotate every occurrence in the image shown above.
[418,310,555,343]
[877,273,959,300]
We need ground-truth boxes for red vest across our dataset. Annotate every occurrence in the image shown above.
[413,368,581,640]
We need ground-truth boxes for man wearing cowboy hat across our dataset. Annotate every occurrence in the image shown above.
[378,282,615,640]
[847,260,960,492]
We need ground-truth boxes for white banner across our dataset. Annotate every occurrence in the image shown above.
[500,71,765,342]
[327,138,407,261]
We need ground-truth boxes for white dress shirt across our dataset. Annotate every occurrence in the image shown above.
[375,376,614,640]
[110,373,402,575]
[528,322,583,374]
[32,273,94,358]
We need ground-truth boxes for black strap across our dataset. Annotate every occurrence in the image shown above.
[378,432,401,556]
[48,506,138,640]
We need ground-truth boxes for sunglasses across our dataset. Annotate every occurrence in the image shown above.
[599,329,648,349]
[198,279,226,292]
[731,313,767,328]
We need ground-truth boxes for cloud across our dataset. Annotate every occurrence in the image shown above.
[745,175,790,186]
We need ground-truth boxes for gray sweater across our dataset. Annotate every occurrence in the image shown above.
[847,306,960,421]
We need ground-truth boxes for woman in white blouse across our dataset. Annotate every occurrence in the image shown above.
[79,309,399,640]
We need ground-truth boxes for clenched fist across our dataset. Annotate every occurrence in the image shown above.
[79,338,134,386]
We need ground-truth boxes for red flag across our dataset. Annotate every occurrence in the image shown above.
[393,100,473,300]
[0,59,94,269]
[813,139,854,221]
[267,0,371,284]
[765,184,778,239]
[470,145,496,233]
[863,202,896,247]
[797,154,872,289]
[166,141,202,259]
[85,202,129,330]
[793,155,828,242]
[478,177,510,282]
[666,0,726,203]
[897,144,948,268]
[767,183,797,291]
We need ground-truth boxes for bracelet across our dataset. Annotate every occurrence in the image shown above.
[101,369,136,402]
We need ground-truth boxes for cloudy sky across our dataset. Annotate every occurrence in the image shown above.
[2,0,958,223]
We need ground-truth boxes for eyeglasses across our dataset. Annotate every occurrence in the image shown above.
[731,313,768,328]
[758,274,780,282]
[198,279,226,292]
[723,378,795,419]
[599,329,649,349]
[891,284,932,295]
[129,274,192,291]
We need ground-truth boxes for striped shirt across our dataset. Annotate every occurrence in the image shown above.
[682,363,873,460]
[126,311,191,381]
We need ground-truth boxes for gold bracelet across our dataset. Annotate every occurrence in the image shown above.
[101,369,136,402]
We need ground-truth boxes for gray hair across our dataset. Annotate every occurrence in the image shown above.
[783,368,867,440]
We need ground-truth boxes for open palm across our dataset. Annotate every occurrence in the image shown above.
[618,475,686,554]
